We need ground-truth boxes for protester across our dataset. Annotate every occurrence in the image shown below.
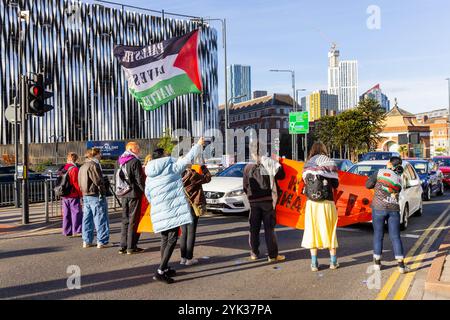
[117,142,146,255]
[243,149,286,263]
[301,142,340,271]
[78,148,111,249]
[180,163,212,266]
[366,157,410,274]
[144,137,205,284]
[60,152,82,237]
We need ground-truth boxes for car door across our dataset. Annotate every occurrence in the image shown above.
[406,164,422,213]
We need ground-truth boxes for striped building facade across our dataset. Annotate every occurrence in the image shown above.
[0,0,219,145]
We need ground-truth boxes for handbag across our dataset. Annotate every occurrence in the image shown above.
[184,189,205,217]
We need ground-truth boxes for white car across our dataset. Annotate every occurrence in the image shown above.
[348,160,423,230]
[205,157,225,176]
[203,162,250,214]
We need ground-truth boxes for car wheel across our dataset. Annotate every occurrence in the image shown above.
[423,187,431,201]
[400,205,409,231]
[437,183,445,196]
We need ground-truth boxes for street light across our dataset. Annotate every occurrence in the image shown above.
[446,78,450,156]
[296,89,308,160]
[270,69,297,160]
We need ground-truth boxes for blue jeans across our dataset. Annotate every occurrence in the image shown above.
[82,196,110,245]
[372,209,404,260]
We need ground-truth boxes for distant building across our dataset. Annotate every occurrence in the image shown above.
[327,44,358,112]
[227,64,251,103]
[218,94,294,158]
[360,84,391,112]
[415,108,449,123]
[301,90,338,121]
[377,100,431,158]
[253,90,268,99]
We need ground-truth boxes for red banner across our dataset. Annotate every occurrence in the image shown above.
[275,158,374,229]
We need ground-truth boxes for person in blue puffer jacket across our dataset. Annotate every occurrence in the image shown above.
[145,137,204,284]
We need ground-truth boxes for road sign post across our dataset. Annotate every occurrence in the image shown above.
[289,111,309,161]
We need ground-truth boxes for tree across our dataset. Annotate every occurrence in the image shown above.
[157,129,176,155]
[398,145,408,158]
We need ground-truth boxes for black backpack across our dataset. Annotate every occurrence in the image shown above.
[303,174,331,202]
[54,165,75,197]
[247,163,272,199]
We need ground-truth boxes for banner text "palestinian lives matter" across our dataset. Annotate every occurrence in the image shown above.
[114,30,202,111]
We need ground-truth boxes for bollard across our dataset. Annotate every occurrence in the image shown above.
[44,180,49,223]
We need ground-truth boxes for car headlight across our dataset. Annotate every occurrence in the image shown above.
[226,189,245,197]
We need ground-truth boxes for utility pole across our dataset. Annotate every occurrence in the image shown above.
[447,78,450,156]
[21,74,29,224]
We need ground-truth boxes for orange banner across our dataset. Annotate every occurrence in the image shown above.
[275,158,374,229]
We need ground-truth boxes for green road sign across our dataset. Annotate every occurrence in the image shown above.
[289,111,309,134]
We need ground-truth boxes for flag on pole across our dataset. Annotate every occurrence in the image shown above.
[114,30,202,111]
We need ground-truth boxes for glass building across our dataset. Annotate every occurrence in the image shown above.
[0,0,219,145]
[227,64,251,103]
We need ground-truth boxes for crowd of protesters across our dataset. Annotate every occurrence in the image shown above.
[57,139,410,285]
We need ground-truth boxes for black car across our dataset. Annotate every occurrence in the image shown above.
[360,152,401,161]
[0,166,46,183]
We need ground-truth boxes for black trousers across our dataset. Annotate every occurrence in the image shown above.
[180,212,199,260]
[120,197,142,250]
[249,200,279,259]
[160,227,179,271]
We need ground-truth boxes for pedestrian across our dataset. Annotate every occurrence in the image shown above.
[366,157,410,274]
[180,163,212,266]
[301,142,340,272]
[60,152,83,237]
[144,137,205,284]
[117,142,146,255]
[243,149,286,263]
[78,147,111,249]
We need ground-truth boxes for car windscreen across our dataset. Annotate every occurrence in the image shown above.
[217,164,246,177]
[348,164,386,177]
[361,153,393,161]
[410,162,428,175]
[434,158,450,167]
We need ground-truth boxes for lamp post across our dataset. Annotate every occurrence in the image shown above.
[296,89,308,160]
[270,69,297,160]
[447,78,450,156]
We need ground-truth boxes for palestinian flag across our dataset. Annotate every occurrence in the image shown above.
[114,30,202,111]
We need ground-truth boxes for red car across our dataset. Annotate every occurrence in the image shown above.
[433,156,450,188]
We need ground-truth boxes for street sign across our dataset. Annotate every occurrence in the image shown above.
[289,111,309,134]
[5,105,21,124]
[86,141,126,158]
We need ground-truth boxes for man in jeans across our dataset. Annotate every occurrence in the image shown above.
[78,148,111,249]
[243,151,286,263]
[117,142,146,255]
[366,156,410,274]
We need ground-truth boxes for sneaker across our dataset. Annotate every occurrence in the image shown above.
[185,258,199,266]
[82,242,94,248]
[71,234,82,238]
[180,258,187,265]
[118,248,127,255]
[97,243,113,249]
[311,263,319,272]
[268,255,286,263]
[165,267,177,277]
[153,272,175,284]
[398,261,410,274]
[250,253,259,261]
[329,262,340,270]
[373,259,382,271]
[126,247,145,255]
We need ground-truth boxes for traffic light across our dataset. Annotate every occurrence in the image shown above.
[28,73,53,116]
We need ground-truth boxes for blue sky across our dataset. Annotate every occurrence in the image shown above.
[115,0,450,113]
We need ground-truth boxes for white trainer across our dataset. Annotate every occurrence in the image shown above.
[185,258,199,266]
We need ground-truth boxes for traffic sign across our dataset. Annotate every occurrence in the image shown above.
[289,111,309,134]
[5,105,21,124]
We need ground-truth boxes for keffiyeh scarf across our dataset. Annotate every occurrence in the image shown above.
[302,155,339,180]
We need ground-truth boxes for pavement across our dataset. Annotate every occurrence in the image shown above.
[0,192,449,300]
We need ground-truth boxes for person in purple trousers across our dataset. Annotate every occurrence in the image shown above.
[61,152,83,237]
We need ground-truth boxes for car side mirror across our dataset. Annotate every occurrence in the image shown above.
[430,171,437,175]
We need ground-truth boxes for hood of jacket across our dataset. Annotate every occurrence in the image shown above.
[145,157,173,177]
[118,151,138,166]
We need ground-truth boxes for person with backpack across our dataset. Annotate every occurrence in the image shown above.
[366,157,410,274]
[180,163,212,266]
[116,142,146,255]
[243,150,286,263]
[301,142,340,272]
[144,137,205,284]
[59,152,82,237]
[78,147,111,249]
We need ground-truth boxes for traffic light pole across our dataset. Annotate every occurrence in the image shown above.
[21,75,29,225]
